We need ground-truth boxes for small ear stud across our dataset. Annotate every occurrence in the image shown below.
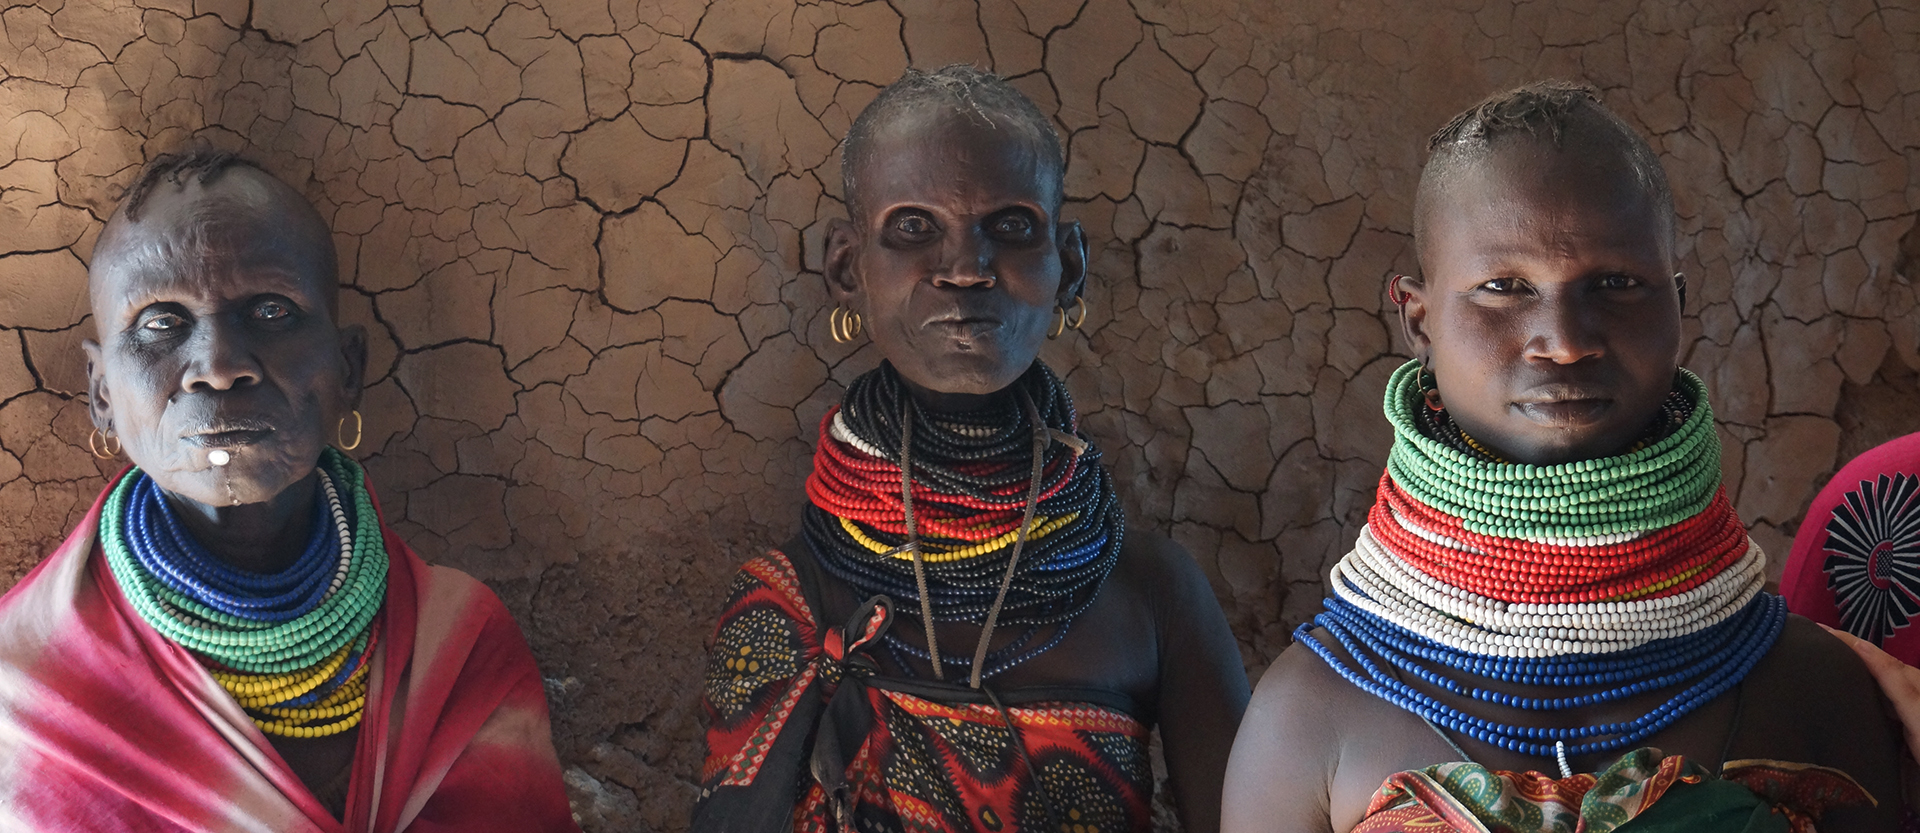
[209,450,231,467]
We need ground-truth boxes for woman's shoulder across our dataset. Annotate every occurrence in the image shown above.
[1110,528,1218,609]
[1734,613,1902,809]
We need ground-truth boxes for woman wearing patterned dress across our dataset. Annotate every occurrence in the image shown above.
[693,66,1249,833]
[1782,433,1920,667]
[1782,434,1920,826]
[1221,82,1901,832]
[0,151,577,831]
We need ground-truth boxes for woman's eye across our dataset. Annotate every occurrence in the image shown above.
[252,300,292,320]
[1597,273,1640,290]
[1479,277,1525,293]
[141,313,187,331]
[991,213,1035,238]
[891,214,935,236]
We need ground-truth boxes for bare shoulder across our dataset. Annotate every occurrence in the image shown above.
[1221,632,1354,833]
[1108,528,1218,612]
[1733,613,1901,828]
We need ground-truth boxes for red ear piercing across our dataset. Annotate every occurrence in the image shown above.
[1388,275,1413,307]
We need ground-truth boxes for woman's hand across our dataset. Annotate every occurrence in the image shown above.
[1821,624,1920,811]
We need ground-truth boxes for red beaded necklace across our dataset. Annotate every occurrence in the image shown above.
[1371,473,1752,604]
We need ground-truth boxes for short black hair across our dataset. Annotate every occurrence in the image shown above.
[841,65,1064,217]
[119,147,270,223]
[1414,80,1675,253]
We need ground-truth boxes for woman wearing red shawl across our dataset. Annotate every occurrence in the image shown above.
[692,67,1249,833]
[0,151,577,832]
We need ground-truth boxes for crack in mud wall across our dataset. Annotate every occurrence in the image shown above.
[1,0,1915,828]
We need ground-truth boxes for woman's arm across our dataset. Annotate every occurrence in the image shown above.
[1221,642,1343,833]
[1141,537,1252,833]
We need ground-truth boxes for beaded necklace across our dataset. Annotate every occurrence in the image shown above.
[1302,361,1785,775]
[101,448,386,737]
[804,362,1123,683]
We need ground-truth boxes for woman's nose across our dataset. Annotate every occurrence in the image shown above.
[180,318,263,392]
[1524,296,1606,365]
[930,231,996,289]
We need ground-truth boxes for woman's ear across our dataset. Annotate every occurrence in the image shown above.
[337,324,369,410]
[823,217,862,306]
[82,339,111,431]
[1394,274,1433,363]
[1055,220,1088,307]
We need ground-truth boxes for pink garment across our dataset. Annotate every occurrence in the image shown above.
[1782,431,1920,666]
[0,473,579,832]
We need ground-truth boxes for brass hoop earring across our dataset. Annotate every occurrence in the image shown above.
[830,306,863,344]
[87,427,121,460]
[337,410,363,451]
[1048,306,1067,339]
[1066,297,1087,330]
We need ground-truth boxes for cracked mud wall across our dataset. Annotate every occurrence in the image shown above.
[1,0,1916,828]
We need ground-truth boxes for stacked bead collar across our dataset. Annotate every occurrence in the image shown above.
[803,362,1123,682]
[1301,361,1785,775]
[101,448,386,738]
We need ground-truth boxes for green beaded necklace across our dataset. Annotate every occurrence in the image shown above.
[100,448,387,674]
[1383,361,1719,539]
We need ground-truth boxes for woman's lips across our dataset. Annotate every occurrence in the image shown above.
[189,428,275,448]
[1514,399,1611,426]
[923,316,1002,338]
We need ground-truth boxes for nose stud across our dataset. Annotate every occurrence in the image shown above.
[209,450,231,467]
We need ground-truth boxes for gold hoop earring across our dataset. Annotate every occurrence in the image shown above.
[87,427,121,460]
[1066,297,1087,330]
[830,307,863,344]
[337,410,363,451]
[1048,307,1067,339]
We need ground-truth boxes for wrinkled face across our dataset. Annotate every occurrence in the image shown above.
[84,168,365,507]
[1403,138,1681,465]
[826,110,1085,406]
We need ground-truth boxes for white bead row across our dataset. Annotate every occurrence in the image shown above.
[1327,526,1765,658]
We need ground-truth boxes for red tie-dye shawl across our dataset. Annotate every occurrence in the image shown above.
[0,473,578,832]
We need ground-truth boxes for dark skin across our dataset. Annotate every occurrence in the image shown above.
[1222,136,1901,832]
[820,108,1250,832]
[84,168,369,812]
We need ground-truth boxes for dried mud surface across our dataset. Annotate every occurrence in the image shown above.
[0,0,1915,828]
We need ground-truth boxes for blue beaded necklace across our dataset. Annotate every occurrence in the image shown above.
[1298,591,1785,759]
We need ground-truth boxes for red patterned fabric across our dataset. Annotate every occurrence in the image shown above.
[0,472,577,832]
[1349,748,1873,833]
[697,549,1152,833]
[1720,759,1878,833]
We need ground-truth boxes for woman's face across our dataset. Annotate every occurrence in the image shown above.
[825,110,1086,409]
[1402,138,1682,465]
[83,168,366,508]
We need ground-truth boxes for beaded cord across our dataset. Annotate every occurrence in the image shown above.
[802,362,1124,680]
[1330,530,1764,658]
[103,457,384,674]
[1299,361,1790,771]
[1371,475,1753,604]
[1298,594,1785,757]
[1383,362,1722,539]
[101,449,386,737]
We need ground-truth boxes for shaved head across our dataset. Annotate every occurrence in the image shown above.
[93,152,338,324]
[1414,80,1675,266]
[841,65,1064,219]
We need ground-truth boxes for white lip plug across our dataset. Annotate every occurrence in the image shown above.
[208,450,231,467]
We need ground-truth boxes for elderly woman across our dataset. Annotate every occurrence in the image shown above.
[0,151,576,831]
[1222,82,1901,832]
[694,67,1249,833]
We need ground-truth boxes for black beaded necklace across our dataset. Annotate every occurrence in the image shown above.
[803,362,1124,683]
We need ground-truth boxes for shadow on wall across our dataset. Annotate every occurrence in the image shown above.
[0,0,1917,830]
